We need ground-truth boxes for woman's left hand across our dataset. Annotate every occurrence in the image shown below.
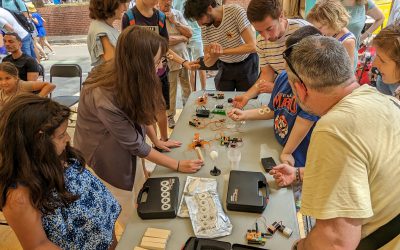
[154,139,182,152]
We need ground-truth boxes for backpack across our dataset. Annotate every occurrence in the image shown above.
[125,8,166,32]
[0,0,35,33]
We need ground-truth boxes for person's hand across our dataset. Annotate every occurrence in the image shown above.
[232,95,249,109]
[205,42,223,58]
[178,159,203,173]
[228,108,247,121]
[280,153,295,167]
[269,164,296,187]
[183,60,200,70]
[256,79,274,93]
[154,139,182,152]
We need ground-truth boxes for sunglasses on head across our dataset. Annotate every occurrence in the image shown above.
[282,43,305,85]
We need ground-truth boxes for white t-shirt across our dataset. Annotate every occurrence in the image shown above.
[87,20,120,67]
[0,8,28,39]
[256,19,309,74]
[301,85,400,249]
[201,4,251,63]
[165,8,190,71]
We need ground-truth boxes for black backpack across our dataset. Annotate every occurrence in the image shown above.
[0,0,35,33]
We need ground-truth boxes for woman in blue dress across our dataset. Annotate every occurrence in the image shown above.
[29,4,55,55]
[0,94,121,249]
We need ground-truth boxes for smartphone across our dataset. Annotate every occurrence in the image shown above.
[261,157,276,173]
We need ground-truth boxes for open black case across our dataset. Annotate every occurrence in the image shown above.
[182,237,267,250]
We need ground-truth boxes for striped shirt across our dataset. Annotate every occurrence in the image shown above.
[201,4,251,63]
[257,19,310,74]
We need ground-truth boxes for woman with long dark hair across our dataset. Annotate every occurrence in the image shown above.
[0,94,120,249]
[74,26,203,227]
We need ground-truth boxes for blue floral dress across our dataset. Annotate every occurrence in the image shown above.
[41,159,121,250]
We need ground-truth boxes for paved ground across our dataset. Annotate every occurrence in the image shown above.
[40,43,217,107]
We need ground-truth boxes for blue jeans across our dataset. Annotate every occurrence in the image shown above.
[21,34,36,59]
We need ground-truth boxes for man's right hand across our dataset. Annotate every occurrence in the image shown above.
[269,164,296,187]
[232,95,249,109]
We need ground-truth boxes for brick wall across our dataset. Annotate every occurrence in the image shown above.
[39,0,252,36]
[38,4,91,36]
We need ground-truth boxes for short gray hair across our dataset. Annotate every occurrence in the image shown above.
[289,36,354,91]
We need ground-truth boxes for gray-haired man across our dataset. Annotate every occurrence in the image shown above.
[278,36,400,249]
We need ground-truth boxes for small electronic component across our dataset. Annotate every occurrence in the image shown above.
[215,92,224,99]
[196,106,210,117]
[197,94,208,106]
[227,98,233,103]
[246,223,269,245]
[219,135,243,147]
[211,108,226,115]
[278,223,293,238]
[189,119,201,127]
[267,221,281,234]
[215,104,223,109]
[267,221,292,237]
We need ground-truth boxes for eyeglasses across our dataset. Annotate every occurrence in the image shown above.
[282,43,309,92]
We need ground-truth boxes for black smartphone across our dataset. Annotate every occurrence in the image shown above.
[261,157,276,173]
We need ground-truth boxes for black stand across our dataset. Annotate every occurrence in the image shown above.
[210,166,221,176]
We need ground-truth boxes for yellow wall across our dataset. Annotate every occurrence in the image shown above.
[374,0,393,33]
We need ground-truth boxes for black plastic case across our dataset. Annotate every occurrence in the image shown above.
[137,177,179,219]
[226,171,269,213]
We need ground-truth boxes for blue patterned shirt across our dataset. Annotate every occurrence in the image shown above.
[42,159,121,250]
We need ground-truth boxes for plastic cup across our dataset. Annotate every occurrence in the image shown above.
[227,147,241,171]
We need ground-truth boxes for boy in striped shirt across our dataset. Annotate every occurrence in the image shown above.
[233,0,310,108]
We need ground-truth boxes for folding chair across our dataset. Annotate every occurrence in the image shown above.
[38,63,45,81]
[49,64,82,107]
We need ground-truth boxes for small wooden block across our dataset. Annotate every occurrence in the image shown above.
[195,146,204,161]
[144,228,171,239]
[134,247,148,250]
[141,236,167,244]
[140,241,166,250]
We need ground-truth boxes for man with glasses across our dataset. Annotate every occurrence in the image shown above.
[232,0,309,108]
[228,27,321,213]
[273,35,400,249]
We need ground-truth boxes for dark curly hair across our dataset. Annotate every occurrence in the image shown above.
[0,94,86,214]
[89,0,129,20]
[184,0,217,20]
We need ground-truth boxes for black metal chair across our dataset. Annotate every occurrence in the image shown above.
[38,63,45,81]
[49,64,82,107]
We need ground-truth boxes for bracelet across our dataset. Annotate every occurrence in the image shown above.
[295,167,301,184]
[181,60,188,66]
[176,160,180,172]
